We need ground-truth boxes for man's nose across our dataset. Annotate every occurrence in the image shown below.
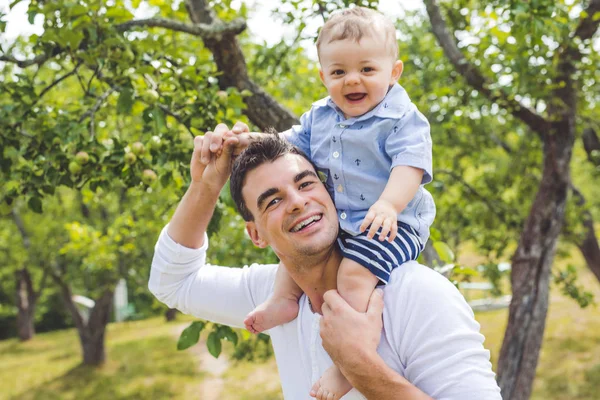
[286,190,307,213]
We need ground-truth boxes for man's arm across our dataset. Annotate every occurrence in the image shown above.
[168,123,248,248]
[318,290,432,400]
[149,122,278,327]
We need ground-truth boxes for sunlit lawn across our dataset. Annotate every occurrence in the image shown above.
[1,250,599,400]
[0,317,202,400]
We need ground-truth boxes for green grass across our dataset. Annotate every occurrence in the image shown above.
[0,317,201,400]
[220,357,283,400]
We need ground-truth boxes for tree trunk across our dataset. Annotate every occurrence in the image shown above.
[497,125,574,400]
[570,186,600,283]
[582,127,599,164]
[185,0,299,131]
[577,219,600,282]
[15,268,36,341]
[76,290,113,365]
[53,271,114,366]
[165,308,178,322]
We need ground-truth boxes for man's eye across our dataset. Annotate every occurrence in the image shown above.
[266,198,280,209]
[299,181,313,189]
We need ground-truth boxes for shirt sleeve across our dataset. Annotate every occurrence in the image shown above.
[387,263,502,400]
[148,225,277,329]
[385,103,433,184]
[282,108,313,158]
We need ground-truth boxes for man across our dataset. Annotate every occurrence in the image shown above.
[149,123,502,399]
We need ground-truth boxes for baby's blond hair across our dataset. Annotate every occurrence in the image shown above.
[316,7,398,61]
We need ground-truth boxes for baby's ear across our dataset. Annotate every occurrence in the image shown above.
[391,60,403,82]
[319,69,325,84]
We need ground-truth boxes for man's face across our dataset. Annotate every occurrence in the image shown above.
[318,34,403,119]
[242,154,339,260]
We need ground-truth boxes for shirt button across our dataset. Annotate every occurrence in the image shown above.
[340,212,347,220]
[333,151,340,158]
[336,184,343,193]
[339,124,347,128]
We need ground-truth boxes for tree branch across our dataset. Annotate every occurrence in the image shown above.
[568,184,600,283]
[0,53,54,68]
[79,88,116,123]
[11,209,31,249]
[583,127,600,165]
[37,63,82,101]
[422,0,550,138]
[50,269,87,333]
[154,102,195,138]
[184,0,298,131]
[552,0,600,116]
[436,168,515,224]
[0,17,245,68]
[558,0,600,67]
[115,17,246,39]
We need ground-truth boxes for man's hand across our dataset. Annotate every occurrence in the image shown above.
[319,289,384,371]
[360,199,398,242]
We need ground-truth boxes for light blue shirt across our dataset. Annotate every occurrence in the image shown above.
[284,84,435,243]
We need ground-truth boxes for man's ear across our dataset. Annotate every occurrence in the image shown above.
[390,60,403,83]
[246,222,268,248]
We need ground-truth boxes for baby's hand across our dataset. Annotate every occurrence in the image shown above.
[360,199,398,242]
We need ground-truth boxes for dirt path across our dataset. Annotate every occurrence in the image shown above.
[172,323,230,400]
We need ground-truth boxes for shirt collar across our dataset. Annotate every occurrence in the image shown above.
[318,83,411,124]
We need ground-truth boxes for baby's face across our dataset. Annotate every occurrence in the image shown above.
[318,35,402,119]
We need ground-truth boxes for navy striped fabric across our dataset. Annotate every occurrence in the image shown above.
[337,222,423,284]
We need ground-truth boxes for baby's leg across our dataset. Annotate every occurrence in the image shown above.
[337,257,380,312]
[311,257,379,399]
[244,262,302,333]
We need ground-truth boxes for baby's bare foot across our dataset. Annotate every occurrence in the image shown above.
[244,296,299,333]
[310,365,352,400]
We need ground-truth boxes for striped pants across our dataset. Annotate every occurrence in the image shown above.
[337,222,424,284]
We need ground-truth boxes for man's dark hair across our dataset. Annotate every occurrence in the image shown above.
[230,133,316,222]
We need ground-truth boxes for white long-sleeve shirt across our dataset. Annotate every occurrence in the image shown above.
[149,226,502,400]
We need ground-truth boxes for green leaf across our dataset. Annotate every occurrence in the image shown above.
[207,331,222,358]
[9,0,24,10]
[177,321,205,350]
[219,326,238,346]
[28,196,43,213]
[117,88,134,115]
[153,106,166,133]
[433,241,455,264]
[27,10,36,24]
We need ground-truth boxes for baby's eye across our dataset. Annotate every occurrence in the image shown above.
[332,69,345,76]
[362,67,374,73]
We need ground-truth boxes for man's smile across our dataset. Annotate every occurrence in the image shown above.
[289,213,323,233]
